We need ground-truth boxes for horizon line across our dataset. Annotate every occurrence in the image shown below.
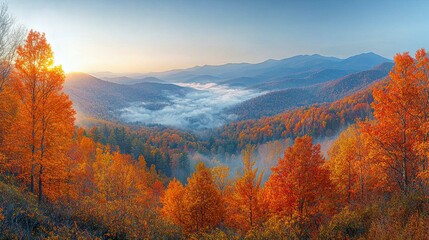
[78,51,392,77]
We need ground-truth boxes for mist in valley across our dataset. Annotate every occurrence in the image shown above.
[186,138,290,184]
[119,82,264,130]
[181,132,341,184]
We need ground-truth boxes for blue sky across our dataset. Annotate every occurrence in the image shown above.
[6,0,429,73]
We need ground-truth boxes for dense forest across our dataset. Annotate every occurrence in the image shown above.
[1,5,429,240]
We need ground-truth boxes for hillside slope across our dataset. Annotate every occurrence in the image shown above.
[0,178,94,238]
[64,73,193,122]
[227,62,393,120]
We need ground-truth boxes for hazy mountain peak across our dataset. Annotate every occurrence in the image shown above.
[339,52,391,71]
[344,52,391,62]
[65,72,99,82]
[66,72,92,77]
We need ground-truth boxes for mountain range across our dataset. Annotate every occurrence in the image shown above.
[67,52,392,128]
[92,52,390,89]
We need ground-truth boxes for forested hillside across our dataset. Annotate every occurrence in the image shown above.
[227,62,393,120]
[1,4,429,239]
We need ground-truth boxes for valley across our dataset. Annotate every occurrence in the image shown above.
[66,52,392,129]
[1,1,429,239]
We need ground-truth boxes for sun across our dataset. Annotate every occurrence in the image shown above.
[56,57,83,73]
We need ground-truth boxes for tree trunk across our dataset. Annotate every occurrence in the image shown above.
[30,78,36,194]
[38,164,43,204]
[402,126,408,194]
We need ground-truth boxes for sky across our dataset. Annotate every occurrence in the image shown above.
[5,0,429,73]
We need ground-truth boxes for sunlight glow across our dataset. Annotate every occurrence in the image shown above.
[57,59,78,73]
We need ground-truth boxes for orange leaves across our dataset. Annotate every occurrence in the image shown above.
[161,179,187,226]
[186,162,223,232]
[265,136,333,218]
[161,162,223,233]
[362,49,429,194]
[75,145,166,237]
[3,30,75,202]
[151,180,165,202]
[215,87,375,155]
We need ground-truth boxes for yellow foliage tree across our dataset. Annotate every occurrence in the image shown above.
[227,145,264,233]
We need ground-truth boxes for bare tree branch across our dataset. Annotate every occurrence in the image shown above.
[0,3,26,93]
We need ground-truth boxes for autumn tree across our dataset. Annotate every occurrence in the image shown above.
[211,165,232,199]
[161,162,223,233]
[90,147,156,237]
[185,162,223,232]
[328,124,386,206]
[361,50,428,194]
[265,136,333,219]
[227,145,264,233]
[10,30,75,202]
[413,49,429,185]
[93,146,115,202]
[161,178,188,227]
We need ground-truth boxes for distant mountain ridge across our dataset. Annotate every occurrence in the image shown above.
[93,52,391,89]
[103,76,165,84]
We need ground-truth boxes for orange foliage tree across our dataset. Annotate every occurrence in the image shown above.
[265,136,333,219]
[8,30,75,202]
[361,50,429,194]
[413,49,429,183]
[161,178,188,227]
[161,162,223,233]
[185,162,223,232]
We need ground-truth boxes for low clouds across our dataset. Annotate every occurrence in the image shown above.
[119,82,263,130]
